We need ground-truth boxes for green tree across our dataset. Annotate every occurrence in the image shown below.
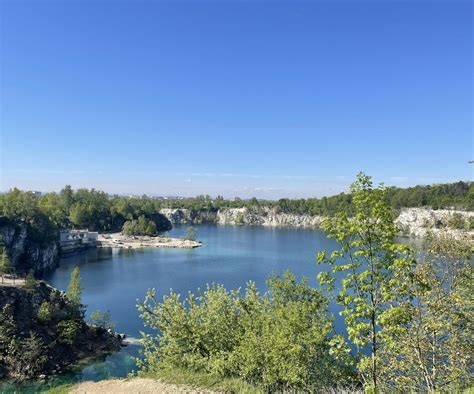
[37,301,54,323]
[182,226,197,241]
[57,320,81,346]
[0,246,12,283]
[4,332,48,380]
[137,273,354,391]
[24,270,37,289]
[0,304,16,378]
[69,203,89,228]
[122,215,157,236]
[378,233,473,391]
[90,310,115,331]
[317,173,415,391]
[67,266,83,307]
[38,192,68,228]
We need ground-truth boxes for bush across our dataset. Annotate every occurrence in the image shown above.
[24,270,37,289]
[123,215,157,236]
[57,320,81,346]
[447,213,466,230]
[90,310,115,331]
[38,302,54,322]
[137,272,354,391]
[4,333,48,380]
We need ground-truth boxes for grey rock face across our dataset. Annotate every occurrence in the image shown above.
[0,220,59,274]
[160,207,323,228]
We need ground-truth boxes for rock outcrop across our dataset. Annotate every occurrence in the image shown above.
[160,207,473,240]
[160,207,324,228]
[0,281,123,381]
[0,218,59,275]
[159,209,217,225]
[395,208,474,239]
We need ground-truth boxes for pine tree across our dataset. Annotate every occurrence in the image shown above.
[24,270,37,289]
[67,266,83,306]
[0,247,12,284]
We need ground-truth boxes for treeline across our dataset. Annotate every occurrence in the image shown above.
[137,174,473,392]
[161,181,474,215]
[0,181,472,242]
[0,187,171,242]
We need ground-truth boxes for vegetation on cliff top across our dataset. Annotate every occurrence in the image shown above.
[0,187,172,242]
[0,181,471,247]
[0,181,471,256]
[160,180,473,215]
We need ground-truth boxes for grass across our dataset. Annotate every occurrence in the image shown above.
[139,367,262,393]
[42,384,75,394]
[40,369,261,394]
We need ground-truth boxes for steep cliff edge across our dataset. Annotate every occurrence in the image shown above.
[0,281,123,381]
[0,218,59,275]
[160,207,473,239]
[395,208,474,239]
[160,207,324,228]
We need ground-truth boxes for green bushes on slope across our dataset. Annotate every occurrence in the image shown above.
[137,273,355,391]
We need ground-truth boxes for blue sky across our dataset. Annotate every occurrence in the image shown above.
[1,0,472,198]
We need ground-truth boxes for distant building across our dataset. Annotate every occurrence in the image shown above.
[58,229,98,255]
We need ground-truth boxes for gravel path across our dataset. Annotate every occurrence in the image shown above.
[70,377,217,393]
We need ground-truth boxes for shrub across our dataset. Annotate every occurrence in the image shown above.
[137,272,354,391]
[90,310,115,331]
[57,320,81,346]
[38,302,54,322]
[447,213,466,230]
[24,270,37,289]
[122,215,157,236]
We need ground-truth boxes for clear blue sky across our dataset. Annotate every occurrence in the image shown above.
[1,0,472,198]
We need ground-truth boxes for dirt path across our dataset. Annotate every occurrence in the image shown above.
[70,377,217,393]
[0,276,25,287]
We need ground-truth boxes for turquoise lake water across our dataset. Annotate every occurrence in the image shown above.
[3,224,345,391]
[46,224,343,337]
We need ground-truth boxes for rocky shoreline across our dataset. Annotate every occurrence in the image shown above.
[160,207,474,240]
[98,233,202,249]
[1,207,471,277]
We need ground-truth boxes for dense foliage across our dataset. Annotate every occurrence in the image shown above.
[137,174,473,392]
[317,173,416,391]
[0,181,471,246]
[122,215,158,236]
[157,181,473,216]
[137,273,355,391]
[0,187,172,242]
[378,233,473,391]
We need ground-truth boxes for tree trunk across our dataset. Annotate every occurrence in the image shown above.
[372,312,377,392]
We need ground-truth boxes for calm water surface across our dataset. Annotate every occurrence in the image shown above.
[3,224,343,392]
[45,224,342,336]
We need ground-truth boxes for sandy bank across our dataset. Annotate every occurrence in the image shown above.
[70,377,218,393]
[98,233,202,250]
